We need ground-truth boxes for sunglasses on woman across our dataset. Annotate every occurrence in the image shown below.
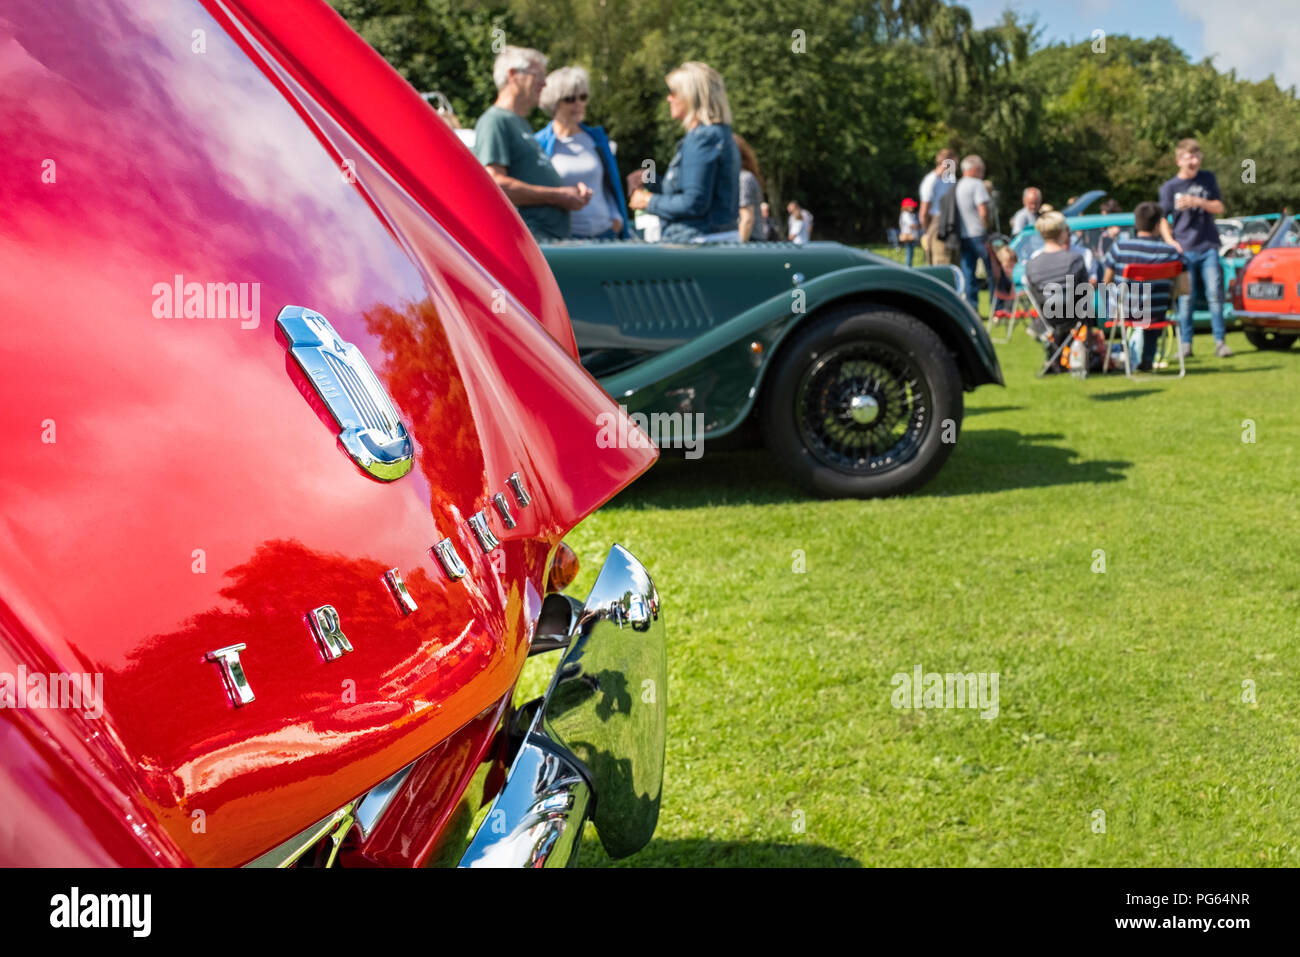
[561,93,589,103]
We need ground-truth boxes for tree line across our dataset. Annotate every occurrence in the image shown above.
[330,0,1300,241]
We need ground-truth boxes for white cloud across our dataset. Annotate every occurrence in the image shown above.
[1177,0,1300,91]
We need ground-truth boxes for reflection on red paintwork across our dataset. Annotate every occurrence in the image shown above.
[364,300,485,508]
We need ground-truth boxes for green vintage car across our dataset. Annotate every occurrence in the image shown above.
[541,241,1003,498]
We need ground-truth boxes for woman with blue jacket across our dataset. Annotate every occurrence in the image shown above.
[628,61,740,243]
[535,66,632,240]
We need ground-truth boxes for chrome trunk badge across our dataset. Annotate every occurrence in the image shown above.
[276,306,414,482]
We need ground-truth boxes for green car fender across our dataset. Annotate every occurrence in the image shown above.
[599,262,1003,440]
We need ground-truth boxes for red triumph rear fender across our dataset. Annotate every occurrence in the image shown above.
[0,0,653,866]
[205,0,579,360]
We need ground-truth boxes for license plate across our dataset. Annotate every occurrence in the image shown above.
[1247,282,1284,299]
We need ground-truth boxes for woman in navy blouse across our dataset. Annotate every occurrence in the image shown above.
[628,62,740,243]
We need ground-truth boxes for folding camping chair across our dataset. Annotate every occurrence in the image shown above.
[1101,260,1186,379]
[988,282,1021,341]
[1026,280,1087,378]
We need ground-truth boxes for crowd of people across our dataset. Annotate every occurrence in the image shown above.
[1015,139,1231,366]
[472,46,810,246]
[469,49,1234,365]
[898,138,1234,364]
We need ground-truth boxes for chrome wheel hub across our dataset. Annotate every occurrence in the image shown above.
[794,341,930,475]
[848,394,880,425]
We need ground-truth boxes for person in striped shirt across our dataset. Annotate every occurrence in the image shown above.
[1101,202,1182,372]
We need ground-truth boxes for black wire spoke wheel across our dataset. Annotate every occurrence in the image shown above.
[795,344,930,474]
[760,304,963,498]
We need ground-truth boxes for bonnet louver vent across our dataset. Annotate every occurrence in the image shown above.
[602,278,714,335]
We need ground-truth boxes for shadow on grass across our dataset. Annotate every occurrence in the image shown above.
[1180,363,1283,376]
[608,450,803,508]
[923,428,1131,496]
[607,429,1129,508]
[588,838,861,868]
[1089,388,1160,402]
[966,404,1024,416]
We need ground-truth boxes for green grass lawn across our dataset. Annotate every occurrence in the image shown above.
[556,325,1300,867]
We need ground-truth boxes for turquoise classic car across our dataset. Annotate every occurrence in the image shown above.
[541,241,1003,498]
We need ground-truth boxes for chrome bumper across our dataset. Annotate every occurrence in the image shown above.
[458,544,666,868]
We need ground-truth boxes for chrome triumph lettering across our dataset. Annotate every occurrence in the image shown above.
[384,568,418,615]
[307,605,353,661]
[204,473,531,706]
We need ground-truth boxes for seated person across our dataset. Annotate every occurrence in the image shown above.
[993,245,1017,313]
[1024,211,1094,368]
[1101,201,1182,372]
[1026,232,1097,275]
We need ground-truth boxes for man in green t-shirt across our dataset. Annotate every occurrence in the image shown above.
[474,47,591,241]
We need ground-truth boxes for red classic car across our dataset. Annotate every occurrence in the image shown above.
[1232,214,1300,350]
[0,0,665,867]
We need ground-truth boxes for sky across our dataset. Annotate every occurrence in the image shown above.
[966,0,1300,92]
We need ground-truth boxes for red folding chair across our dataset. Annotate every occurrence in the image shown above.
[1102,261,1185,379]
[985,240,1018,341]
[989,286,1017,338]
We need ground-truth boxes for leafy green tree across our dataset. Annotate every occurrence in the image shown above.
[328,0,513,123]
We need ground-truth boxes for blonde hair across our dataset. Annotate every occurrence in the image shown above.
[666,61,732,128]
[1035,210,1068,242]
[539,65,590,117]
[996,245,1018,266]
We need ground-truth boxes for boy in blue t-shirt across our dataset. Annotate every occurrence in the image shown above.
[1157,138,1230,358]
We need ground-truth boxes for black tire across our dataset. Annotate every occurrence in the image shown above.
[760,304,964,498]
[1244,328,1298,351]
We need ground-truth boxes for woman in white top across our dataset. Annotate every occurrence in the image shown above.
[535,66,630,239]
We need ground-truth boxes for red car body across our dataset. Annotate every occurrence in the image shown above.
[1231,217,1300,350]
[0,0,659,866]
